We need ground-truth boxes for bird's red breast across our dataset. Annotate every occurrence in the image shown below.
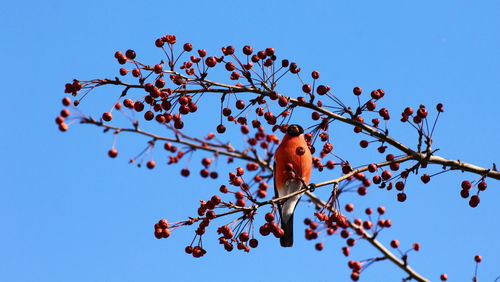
[274,134,312,190]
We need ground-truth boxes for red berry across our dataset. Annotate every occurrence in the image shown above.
[197,49,207,57]
[216,124,226,133]
[366,101,376,111]
[395,181,405,191]
[205,56,217,67]
[200,169,209,178]
[353,86,362,95]
[368,163,377,173]
[155,38,164,47]
[180,169,190,177]
[62,97,71,106]
[316,85,328,95]
[265,212,275,222]
[55,116,65,124]
[311,71,320,79]
[296,146,306,156]
[242,45,253,55]
[461,180,471,190]
[236,100,245,109]
[125,49,136,59]
[460,189,470,198]
[134,101,145,112]
[60,109,70,117]
[381,170,392,180]
[108,149,118,158]
[377,206,386,214]
[153,64,163,74]
[219,185,228,193]
[357,186,367,196]
[183,43,193,52]
[239,232,250,242]
[359,140,368,148]
[436,103,444,112]
[102,112,113,122]
[477,181,487,191]
[345,203,354,212]
[420,174,431,184]
[390,240,399,248]
[397,193,407,202]
[249,238,259,248]
[144,111,154,120]
[413,242,420,251]
[440,274,448,281]
[147,160,156,169]
[302,84,312,93]
[474,255,482,263]
[315,243,324,251]
[469,195,480,207]
[371,90,381,99]
[58,123,68,131]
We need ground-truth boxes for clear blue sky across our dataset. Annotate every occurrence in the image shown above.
[1,1,499,281]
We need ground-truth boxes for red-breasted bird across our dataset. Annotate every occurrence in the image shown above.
[274,124,312,247]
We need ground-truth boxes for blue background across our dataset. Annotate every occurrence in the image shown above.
[1,1,499,281]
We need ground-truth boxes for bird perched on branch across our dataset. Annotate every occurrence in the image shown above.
[274,124,312,247]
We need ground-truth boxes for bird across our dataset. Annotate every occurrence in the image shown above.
[274,124,312,247]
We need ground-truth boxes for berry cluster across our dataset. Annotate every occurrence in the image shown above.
[57,34,498,281]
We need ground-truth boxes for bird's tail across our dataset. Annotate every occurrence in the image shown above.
[280,213,294,247]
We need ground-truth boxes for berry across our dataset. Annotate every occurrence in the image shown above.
[345,203,354,212]
[235,100,245,109]
[249,239,259,248]
[239,232,250,242]
[315,243,324,251]
[147,160,156,169]
[420,174,430,184]
[302,84,312,93]
[125,49,136,59]
[316,85,328,95]
[265,212,275,222]
[368,163,377,173]
[377,206,385,214]
[474,255,482,263]
[413,243,420,251]
[395,181,405,191]
[469,195,480,207]
[151,64,162,74]
[102,112,113,122]
[242,45,253,55]
[478,181,487,191]
[108,149,118,158]
[381,170,392,180]
[62,97,71,106]
[183,43,193,52]
[461,180,471,190]
[353,86,362,95]
[390,240,399,248]
[311,71,320,79]
[359,140,368,148]
[460,189,469,198]
[397,192,407,202]
[216,124,226,133]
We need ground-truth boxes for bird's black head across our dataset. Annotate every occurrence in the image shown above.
[287,124,304,137]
